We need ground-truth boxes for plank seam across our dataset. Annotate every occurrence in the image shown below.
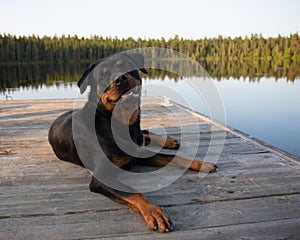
[2,192,299,220]
[161,192,300,208]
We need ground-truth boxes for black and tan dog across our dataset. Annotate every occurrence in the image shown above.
[48,52,217,233]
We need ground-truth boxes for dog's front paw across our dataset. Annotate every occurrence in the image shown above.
[201,162,217,173]
[141,205,173,233]
[164,136,180,149]
[190,161,217,173]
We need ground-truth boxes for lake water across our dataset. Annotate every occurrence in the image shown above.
[1,66,300,158]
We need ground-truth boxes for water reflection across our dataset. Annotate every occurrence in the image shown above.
[0,62,88,92]
[1,60,300,92]
[202,60,300,81]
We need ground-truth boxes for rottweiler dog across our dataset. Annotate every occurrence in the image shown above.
[48,52,217,233]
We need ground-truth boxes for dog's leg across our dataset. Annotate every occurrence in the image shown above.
[89,176,173,233]
[142,130,180,149]
[137,152,217,173]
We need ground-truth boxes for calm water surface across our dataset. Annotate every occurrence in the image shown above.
[1,76,299,158]
[143,77,300,158]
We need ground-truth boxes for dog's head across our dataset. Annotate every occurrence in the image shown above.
[78,52,147,112]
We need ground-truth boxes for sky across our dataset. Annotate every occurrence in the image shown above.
[0,0,299,39]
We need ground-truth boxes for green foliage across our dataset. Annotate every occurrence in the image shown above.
[0,33,300,64]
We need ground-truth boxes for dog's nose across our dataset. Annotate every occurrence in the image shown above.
[114,73,129,85]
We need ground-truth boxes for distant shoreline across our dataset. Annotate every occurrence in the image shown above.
[1,33,299,64]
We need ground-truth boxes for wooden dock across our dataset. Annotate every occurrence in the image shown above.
[0,98,299,239]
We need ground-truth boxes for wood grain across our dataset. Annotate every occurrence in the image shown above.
[0,98,299,239]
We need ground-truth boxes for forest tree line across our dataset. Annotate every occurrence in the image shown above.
[0,33,300,64]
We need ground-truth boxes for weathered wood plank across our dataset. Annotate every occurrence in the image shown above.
[1,174,299,219]
[1,195,299,239]
[107,218,300,240]
[0,98,299,240]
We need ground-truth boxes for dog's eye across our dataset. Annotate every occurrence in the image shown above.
[114,74,128,85]
[120,73,129,81]
[114,78,121,85]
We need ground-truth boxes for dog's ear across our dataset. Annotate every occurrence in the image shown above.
[125,53,148,74]
[77,62,97,94]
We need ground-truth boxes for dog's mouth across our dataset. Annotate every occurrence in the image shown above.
[107,87,141,105]
[121,87,140,100]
